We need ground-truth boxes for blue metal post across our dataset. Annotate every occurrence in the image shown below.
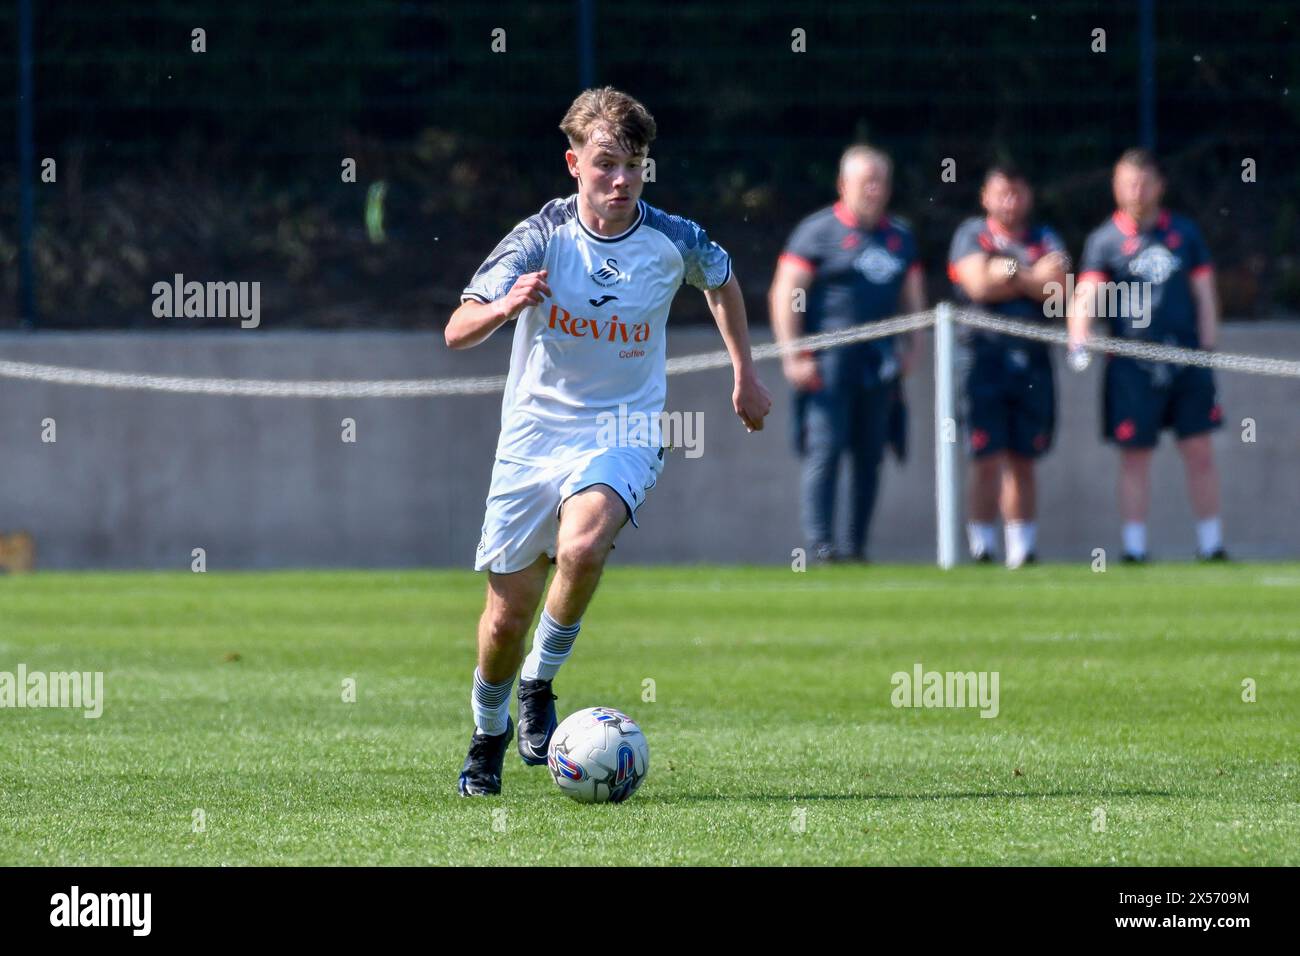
[1139,0,1156,151]
[17,0,37,327]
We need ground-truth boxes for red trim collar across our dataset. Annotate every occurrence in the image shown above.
[832,201,857,228]
[1112,210,1139,236]
[833,201,890,232]
[985,216,1026,242]
[1113,208,1167,236]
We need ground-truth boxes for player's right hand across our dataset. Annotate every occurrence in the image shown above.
[783,352,823,392]
[497,270,551,322]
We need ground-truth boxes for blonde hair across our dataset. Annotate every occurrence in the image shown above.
[559,87,657,156]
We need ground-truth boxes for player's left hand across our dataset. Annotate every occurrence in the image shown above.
[733,367,772,432]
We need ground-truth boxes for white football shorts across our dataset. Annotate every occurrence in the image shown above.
[474,445,665,574]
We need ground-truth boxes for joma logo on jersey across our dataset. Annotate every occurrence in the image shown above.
[548,303,649,343]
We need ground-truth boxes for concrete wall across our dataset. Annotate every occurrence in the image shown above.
[1,321,1297,569]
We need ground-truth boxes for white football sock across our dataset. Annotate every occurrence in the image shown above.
[1005,520,1036,568]
[1123,522,1147,557]
[471,668,513,737]
[967,522,998,558]
[1196,517,1223,556]
[521,609,582,682]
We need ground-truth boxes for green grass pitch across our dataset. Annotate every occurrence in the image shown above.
[1,563,1296,866]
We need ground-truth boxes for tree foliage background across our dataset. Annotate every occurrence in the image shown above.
[2,0,1298,328]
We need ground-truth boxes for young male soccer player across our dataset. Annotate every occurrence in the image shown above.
[1069,149,1226,562]
[949,166,1069,568]
[769,144,926,563]
[445,87,772,796]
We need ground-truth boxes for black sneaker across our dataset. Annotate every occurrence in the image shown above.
[457,716,513,796]
[972,552,995,564]
[1199,548,1229,562]
[1120,552,1149,564]
[516,678,558,766]
[813,543,838,564]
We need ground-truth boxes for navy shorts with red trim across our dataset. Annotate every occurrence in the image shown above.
[1103,356,1222,448]
[962,349,1056,459]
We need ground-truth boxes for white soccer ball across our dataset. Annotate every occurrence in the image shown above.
[547,706,650,804]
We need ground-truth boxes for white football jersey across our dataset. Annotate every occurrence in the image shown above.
[461,195,732,465]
